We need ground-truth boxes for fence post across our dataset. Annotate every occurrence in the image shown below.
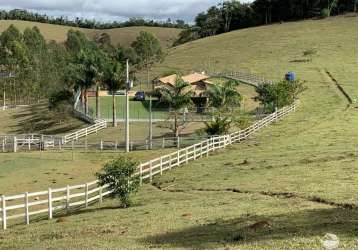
[149,160,153,182]
[200,142,203,158]
[2,140,5,153]
[100,140,103,151]
[194,145,197,159]
[206,140,209,157]
[275,107,278,122]
[1,195,6,230]
[115,140,118,151]
[146,140,149,150]
[48,188,52,220]
[99,186,103,204]
[24,192,29,225]
[66,185,70,212]
[169,155,172,169]
[28,139,31,151]
[85,183,89,208]
[177,137,180,149]
[160,157,163,175]
[139,163,143,186]
[130,141,134,151]
[185,148,189,164]
[162,137,165,149]
[13,136,17,153]
[177,150,180,166]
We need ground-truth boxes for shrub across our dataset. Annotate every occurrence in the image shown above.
[255,80,305,113]
[205,116,232,135]
[321,8,330,18]
[96,157,140,208]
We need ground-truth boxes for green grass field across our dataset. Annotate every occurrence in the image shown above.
[0,20,181,48]
[1,15,358,249]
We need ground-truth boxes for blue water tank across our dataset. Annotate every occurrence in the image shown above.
[285,72,296,82]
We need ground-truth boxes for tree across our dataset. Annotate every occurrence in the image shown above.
[102,61,125,127]
[0,25,29,106]
[96,157,140,208]
[255,80,305,112]
[74,49,104,116]
[156,76,192,137]
[131,31,164,89]
[205,80,242,113]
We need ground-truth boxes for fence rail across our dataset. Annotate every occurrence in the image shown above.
[0,101,298,230]
[63,119,107,144]
[204,70,275,87]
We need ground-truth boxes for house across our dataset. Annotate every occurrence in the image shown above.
[155,72,214,112]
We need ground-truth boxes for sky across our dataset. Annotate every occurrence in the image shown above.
[0,0,252,22]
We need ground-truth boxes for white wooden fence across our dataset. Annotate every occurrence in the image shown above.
[0,102,298,230]
[63,119,107,144]
[205,70,275,87]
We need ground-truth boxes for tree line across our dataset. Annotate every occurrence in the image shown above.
[0,24,164,126]
[0,9,189,29]
[175,0,358,45]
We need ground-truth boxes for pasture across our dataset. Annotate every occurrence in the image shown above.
[1,15,358,249]
[0,20,181,48]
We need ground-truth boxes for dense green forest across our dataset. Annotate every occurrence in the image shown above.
[175,0,358,45]
[0,9,189,29]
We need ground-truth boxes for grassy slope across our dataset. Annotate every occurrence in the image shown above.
[0,20,181,48]
[0,103,86,135]
[2,16,358,249]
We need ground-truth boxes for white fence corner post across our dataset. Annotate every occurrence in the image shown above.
[48,188,53,220]
[2,195,6,230]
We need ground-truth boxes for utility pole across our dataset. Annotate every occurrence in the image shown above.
[149,95,153,149]
[3,80,5,110]
[125,59,130,153]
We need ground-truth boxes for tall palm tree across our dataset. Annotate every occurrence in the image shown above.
[102,61,125,127]
[75,49,103,116]
[156,76,192,137]
[205,80,242,114]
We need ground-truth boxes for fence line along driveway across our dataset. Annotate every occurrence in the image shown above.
[0,101,298,230]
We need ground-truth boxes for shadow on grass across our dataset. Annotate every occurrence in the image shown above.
[140,208,358,249]
[10,103,84,135]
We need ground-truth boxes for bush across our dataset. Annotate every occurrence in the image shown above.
[321,8,330,18]
[96,157,140,208]
[205,116,232,135]
[255,80,305,113]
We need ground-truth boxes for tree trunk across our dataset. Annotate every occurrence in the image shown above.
[174,113,179,137]
[96,85,100,119]
[112,92,117,127]
[147,64,150,90]
[84,89,88,115]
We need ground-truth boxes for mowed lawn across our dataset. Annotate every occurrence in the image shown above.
[88,96,169,120]
[1,15,358,249]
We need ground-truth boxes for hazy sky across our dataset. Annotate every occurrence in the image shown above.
[0,0,252,22]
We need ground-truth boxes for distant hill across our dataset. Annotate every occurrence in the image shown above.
[0,20,181,48]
